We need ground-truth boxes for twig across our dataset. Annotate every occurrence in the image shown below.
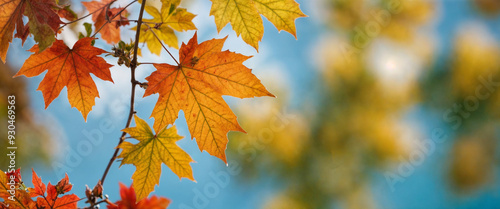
[59,11,99,30]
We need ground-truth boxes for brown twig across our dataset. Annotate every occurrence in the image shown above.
[99,0,148,186]
[144,23,179,65]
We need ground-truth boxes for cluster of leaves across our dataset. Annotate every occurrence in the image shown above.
[1,0,305,207]
[0,168,79,209]
[0,168,165,208]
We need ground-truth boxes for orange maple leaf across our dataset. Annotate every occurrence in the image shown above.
[0,0,63,63]
[14,37,114,120]
[144,33,274,162]
[29,168,46,197]
[82,0,129,44]
[107,183,170,209]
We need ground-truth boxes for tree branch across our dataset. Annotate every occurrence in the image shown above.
[100,0,148,186]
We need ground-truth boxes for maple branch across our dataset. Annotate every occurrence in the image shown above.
[100,0,147,186]
[144,24,180,65]
[91,0,137,38]
[59,10,98,30]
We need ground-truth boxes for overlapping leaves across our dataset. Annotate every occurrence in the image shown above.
[134,0,196,54]
[0,0,64,63]
[82,0,130,44]
[0,168,79,209]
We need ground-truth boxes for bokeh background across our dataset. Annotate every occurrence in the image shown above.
[2,0,500,208]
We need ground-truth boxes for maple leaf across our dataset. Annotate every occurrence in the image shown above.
[209,0,306,50]
[134,0,196,55]
[14,37,114,120]
[83,0,129,44]
[107,183,170,209]
[118,115,194,200]
[29,168,46,198]
[0,0,63,63]
[144,33,274,162]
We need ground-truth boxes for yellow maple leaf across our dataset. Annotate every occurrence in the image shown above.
[209,0,306,50]
[134,1,196,55]
[118,115,195,201]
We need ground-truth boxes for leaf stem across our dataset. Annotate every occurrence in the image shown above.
[144,24,179,65]
[100,0,147,185]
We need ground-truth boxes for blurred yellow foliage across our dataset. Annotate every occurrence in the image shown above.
[450,134,496,191]
[227,0,500,208]
[451,27,500,97]
[262,193,309,209]
[381,0,435,42]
